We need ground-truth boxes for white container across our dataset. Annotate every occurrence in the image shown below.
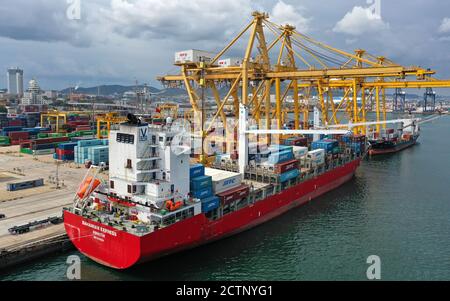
[205,168,242,194]
[218,58,242,67]
[307,149,325,166]
[292,146,308,159]
[175,49,215,64]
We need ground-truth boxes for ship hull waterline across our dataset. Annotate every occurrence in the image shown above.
[64,158,361,269]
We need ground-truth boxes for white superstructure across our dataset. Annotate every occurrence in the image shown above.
[108,120,193,212]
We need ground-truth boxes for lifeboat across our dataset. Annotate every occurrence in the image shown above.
[77,177,101,199]
[165,200,183,212]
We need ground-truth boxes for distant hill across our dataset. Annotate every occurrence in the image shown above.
[60,85,161,96]
[59,84,192,99]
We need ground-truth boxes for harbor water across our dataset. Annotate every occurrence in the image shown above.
[1,115,450,281]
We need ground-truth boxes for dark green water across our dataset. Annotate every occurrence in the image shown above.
[1,116,450,281]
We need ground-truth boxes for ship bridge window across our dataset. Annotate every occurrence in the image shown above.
[117,133,135,144]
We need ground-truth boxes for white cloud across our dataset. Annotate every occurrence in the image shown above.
[100,0,254,42]
[438,18,450,33]
[333,6,389,36]
[270,1,310,33]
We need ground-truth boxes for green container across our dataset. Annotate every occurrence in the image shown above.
[20,148,33,154]
[0,136,10,143]
[78,130,95,136]
[49,133,63,138]
[37,133,48,138]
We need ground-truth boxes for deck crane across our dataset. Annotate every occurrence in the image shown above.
[158,11,450,162]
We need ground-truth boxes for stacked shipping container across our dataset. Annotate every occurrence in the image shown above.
[74,139,109,164]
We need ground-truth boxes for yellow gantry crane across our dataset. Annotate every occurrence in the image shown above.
[41,110,92,132]
[96,112,128,139]
[159,11,450,151]
[153,103,179,120]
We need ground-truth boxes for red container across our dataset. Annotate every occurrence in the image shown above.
[285,137,307,147]
[8,120,23,126]
[274,159,299,174]
[230,150,239,160]
[8,131,29,140]
[386,129,395,134]
[35,137,69,145]
[56,149,74,156]
[68,121,90,126]
[76,126,91,131]
[217,184,250,206]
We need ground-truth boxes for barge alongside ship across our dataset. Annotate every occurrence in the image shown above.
[368,120,420,156]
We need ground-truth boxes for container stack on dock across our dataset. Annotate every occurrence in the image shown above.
[19,136,70,155]
[65,115,92,132]
[54,142,78,161]
[74,139,109,165]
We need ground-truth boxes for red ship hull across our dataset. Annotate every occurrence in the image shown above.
[64,158,361,269]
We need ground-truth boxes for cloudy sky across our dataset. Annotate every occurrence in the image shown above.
[1,0,450,92]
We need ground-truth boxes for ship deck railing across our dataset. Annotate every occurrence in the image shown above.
[70,151,360,236]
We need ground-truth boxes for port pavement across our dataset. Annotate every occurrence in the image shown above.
[0,147,88,269]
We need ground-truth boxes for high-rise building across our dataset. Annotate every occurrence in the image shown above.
[7,67,24,96]
[21,78,48,105]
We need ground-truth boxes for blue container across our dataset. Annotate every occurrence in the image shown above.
[6,178,44,191]
[192,186,213,199]
[268,145,293,153]
[279,168,300,183]
[2,126,23,134]
[35,143,56,150]
[350,143,361,154]
[190,175,212,190]
[22,128,40,135]
[332,146,341,155]
[201,196,220,213]
[311,139,339,153]
[77,139,103,147]
[59,142,78,150]
[268,150,294,165]
[190,164,205,178]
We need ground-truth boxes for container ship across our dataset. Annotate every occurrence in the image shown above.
[368,120,420,156]
[64,110,365,269]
